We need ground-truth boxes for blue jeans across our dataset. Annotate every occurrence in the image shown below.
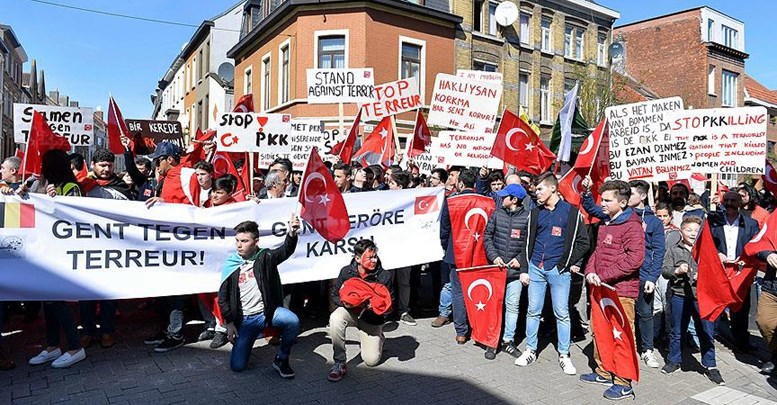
[526,264,571,355]
[503,279,525,342]
[230,308,299,372]
[449,263,469,337]
[668,294,716,368]
[438,262,452,318]
[636,279,655,351]
[79,300,117,335]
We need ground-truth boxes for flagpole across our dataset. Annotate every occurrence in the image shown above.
[390,114,401,165]
[456,264,502,272]
[338,102,344,145]
[710,173,719,211]
[600,282,617,291]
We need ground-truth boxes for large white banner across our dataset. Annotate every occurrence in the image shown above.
[427,73,502,132]
[14,103,95,146]
[306,68,375,104]
[214,113,292,152]
[0,188,444,300]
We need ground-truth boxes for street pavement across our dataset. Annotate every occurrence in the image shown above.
[1,303,776,405]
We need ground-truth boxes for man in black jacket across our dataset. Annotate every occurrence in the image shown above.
[218,217,300,378]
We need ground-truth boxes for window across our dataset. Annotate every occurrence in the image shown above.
[565,25,584,60]
[280,44,290,104]
[708,65,715,95]
[519,73,530,111]
[197,100,204,131]
[197,49,203,80]
[540,75,551,123]
[488,2,498,36]
[203,42,210,78]
[574,28,584,60]
[318,35,345,68]
[707,19,714,42]
[721,70,737,107]
[541,17,552,52]
[192,57,197,88]
[203,96,209,130]
[519,12,531,44]
[244,66,252,95]
[262,56,271,111]
[722,25,738,49]
[597,33,607,66]
[401,43,422,81]
[564,26,573,58]
[564,78,576,95]
[473,60,498,72]
[474,0,483,32]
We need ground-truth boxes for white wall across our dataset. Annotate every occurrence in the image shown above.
[700,7,745,52]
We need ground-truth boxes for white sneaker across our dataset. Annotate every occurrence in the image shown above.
[515,349,536,366]
[29,348,62,365]
[559,354,577,375]
[641,349,660,368]
[51,349,86,368]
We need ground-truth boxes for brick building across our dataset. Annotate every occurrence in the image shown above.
[227,0,461,136]
[0,24,27,160]
[744,74,777,154]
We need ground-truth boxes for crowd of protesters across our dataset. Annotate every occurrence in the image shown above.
[1,140,776,401]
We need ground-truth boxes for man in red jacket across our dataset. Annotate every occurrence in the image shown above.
[580,180,645,401]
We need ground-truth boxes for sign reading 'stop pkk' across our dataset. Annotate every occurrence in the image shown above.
[306,68,375,104]
[456,69,503,84]
[363,77,421,120]
[256,119,337,171]
[605,97,688,181]
[215,113,292,153]
[432,131,502,169]
[427,73,502,133]
[14,103,95,146]
[668,106,768,175]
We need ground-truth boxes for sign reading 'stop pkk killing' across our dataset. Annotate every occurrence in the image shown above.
[306,68,375,104]
[215,113,292,153]
[362,77,421,120]
[427,73,502,133]
[668,106,769,175]
[605,97,688,181]
[14,103,95,146]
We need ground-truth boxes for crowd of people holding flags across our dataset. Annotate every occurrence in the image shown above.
[0,92,776,402]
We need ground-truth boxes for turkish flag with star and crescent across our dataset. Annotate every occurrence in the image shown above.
[590,284,639,382]
[447,194,496,269]
[490,110,556,175]
[414,195,439,215]
[407,110,432,158]
[353,116,395,168]
[299,147,350,243]
[763,160,777,197]
[329,106,362,165]
[458,265,507,348]
[558,118,610,224]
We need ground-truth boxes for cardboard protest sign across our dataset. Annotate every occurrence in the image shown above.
[363,77,421,120]
[14,103,94,146]
[306,68,375,104]
[606,97,689,181]
[432,131,502,169]
[668,106,768,175]
[215,113,291,153]
[456,69,503,84]
[427,74,502,133]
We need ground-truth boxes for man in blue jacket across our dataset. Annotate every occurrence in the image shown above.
[582,178,665,368]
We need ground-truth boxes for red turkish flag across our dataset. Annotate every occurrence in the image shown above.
[159,166,203,206]
[763,160,777,197]
[725,262,757,313]
[691,173,708,182]
[180,128,215,167]
[458,265,507,348]
[23,110,72,177]
[299,147,350,242]
[407,110,431,158]
[558,119,609,224]
[329,107,362,164]
[414,195,440,215]
[210,151,247,201]
[107,96,130,154]
[353,116,395,168]
[745,209,777,257]
[695,221,740,321]
[590,284,640,382]
[233,94,255,113]
[447,194,496,269]
[490,110,556,175]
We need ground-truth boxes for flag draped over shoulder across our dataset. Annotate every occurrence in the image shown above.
[447,194,496,269]
[590,284,640,382]
[695,221,740,321]
[299,147,350,243]
[458,265,507,348]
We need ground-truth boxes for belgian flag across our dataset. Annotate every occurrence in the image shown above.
[0,202,35,228]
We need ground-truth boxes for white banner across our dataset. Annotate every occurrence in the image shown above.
[456,69,503,84]
[606,97,689,181]
[363,77,421,120]
[215,113,292,152]
[0,189,444,300]
[306,68,375,104]
[432,131,502,169]
[668,106,768,175]
[427,73,502,133]
[14,103,94,146]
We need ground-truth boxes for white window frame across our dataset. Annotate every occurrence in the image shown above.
[488,1,498,36]
[708,65,716,95]
[574,28,584,60]
[260,52,272,112]
[278,38,291,105]
[473,59,498,72]
[707,19,715,42]
[518,72,530,112]
[564,25,573,58]
[313,29,349,69]
[722,25,738,49]
[597,34,607,66]
[541,17,552,53]
[243,65,253,96]
[519,12,531,44]
[721,69,737,107]
[398,36,427,103]
[540,75,551,124]
[192,57,197,89]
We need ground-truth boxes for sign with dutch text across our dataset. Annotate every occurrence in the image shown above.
[363,77,421,120]
[427,74,502,133]
[14,103,94,146]
[432,131,502,169]
[306,68,375,104]
[257,119,338,170]
[215,113,291,153]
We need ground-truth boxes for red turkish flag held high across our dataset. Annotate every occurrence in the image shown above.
[233,94,255,113]
[407,110,431,158]
[329,107,362,164]
[763,160,777,197]
[590,284,640,382]
[447,194,496,269]
[299,147,350,242]
[353,116,395,168]
[695,221,740,321]
[180,129,215,167]
[458,265,507,348]
[107,96,131,154]
[558,119,609,224]
[24,111,72,177]
[490,110,556,175]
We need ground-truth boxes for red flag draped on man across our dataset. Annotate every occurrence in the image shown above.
[590,284,640,382]
[329,107,362,164]
[558,119,609,224]
[298,147,350,242]
[24,111,72,176]
[695,221,741,321]
[490,110,555,175]
[737,210,777,310]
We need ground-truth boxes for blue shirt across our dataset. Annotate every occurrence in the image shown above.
[530,199,572,271]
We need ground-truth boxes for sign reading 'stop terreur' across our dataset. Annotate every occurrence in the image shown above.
[306,68,375,104]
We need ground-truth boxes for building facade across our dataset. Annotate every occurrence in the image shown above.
[0,24,27,160]
[744,75,777,154]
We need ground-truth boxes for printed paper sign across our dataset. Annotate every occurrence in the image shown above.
[256,119,338,170]
[306,68,375,104]
[432,131,502,169]
[363,77,421,120]
[215,113,291,153]
[606,97,689,181]
[427,73,502,133]
[14,104,94,146]
[668,106,768,175]
[456,69,503,84]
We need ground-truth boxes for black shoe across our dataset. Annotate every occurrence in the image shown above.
[661,362,680,374]
[154,336,185,353]
[273,357,295,379]
[400,312,417,326]
[209,332,229,349]
[485,347,496,360]
[706,368,725,385]
[198,329,215,342]
[501,341,521,358]
[144,332,166,345]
